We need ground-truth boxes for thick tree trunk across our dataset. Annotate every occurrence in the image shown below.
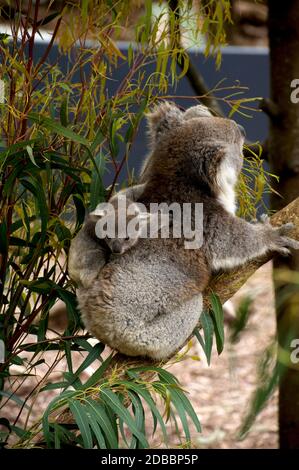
[268,0,299,449]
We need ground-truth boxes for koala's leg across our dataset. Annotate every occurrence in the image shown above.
[115,295,203,360]
[206,213,299,271]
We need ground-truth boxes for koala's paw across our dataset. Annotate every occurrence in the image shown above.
[269,222,299,256]
[274,222,295,235]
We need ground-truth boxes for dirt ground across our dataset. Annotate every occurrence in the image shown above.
[3,261,278,449]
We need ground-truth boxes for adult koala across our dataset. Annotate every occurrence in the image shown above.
[68,102,299,360]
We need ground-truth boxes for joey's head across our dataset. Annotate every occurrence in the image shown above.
[91,193,171,254]
[145,102,245,211]
[91,196,144,255]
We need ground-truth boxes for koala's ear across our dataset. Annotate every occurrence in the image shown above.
[90,202,111,217]
[146,101,183,145]
[90,208,106,217]
[183,104,213,120]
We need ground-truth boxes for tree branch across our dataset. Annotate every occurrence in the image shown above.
[208,197,299,305]
[260,98,281,121]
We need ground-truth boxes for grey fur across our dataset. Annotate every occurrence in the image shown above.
[68,101,299,360]
[68,184,146,286]
[91,185,147,255]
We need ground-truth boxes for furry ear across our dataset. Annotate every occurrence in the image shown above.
[90,208,105,217]
[146,101,183,146]
[183,104,213,120]
[90,202,111,217]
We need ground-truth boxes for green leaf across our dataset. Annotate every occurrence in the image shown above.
[20,278,55,294]
[57,289,81,333]
[37,11,61,27]
[29,113,90,146]
[88,411,107,449]
[240,361,281,438]
[52,423,78,448]
[68,342,104,387]
[0,220,8,255]
[167,388,191,442]
[127,44,133,67]
[121,380,167,442]
[84,398,118,449]
[69,399,94,448]
[26,145,39,167]
[41,382,70,392]
[63,371,82,390]
[210,292,225,354]
[83,353,113,388]
[90,128,104,153]
[170,388,201,433]
[10,425,32,440]
[42,391,77,447]
[100,387,148,448]
[195,311,214,365]
[127,391,146,449]
[19,173,48,242]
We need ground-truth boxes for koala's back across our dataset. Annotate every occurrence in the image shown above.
[77,237,208,353]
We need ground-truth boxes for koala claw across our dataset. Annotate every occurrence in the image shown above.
[279,222,295,232]
[276,223,295,236]
[272,235,299,256]
[280,236,299,250]
[276,246,291,256]
[260,216,294,236]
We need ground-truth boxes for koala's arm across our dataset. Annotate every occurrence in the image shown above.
[205,212,299,272]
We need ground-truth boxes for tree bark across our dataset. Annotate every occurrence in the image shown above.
[268,0,299,449]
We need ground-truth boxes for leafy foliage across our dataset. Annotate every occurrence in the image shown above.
[0,0,273,449]
[194,293,225,365]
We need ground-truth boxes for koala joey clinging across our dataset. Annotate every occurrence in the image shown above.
[68,183,146,287]
[91,190,151,256]
[69,101,299,361]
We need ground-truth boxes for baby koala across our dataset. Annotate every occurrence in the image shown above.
[91,193,150,255]
[68,184,148,288]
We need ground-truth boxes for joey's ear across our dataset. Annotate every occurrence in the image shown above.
[90,208,106,217]
[183,104,213,120]
[146,101,183,146]
[90,202,111,217]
